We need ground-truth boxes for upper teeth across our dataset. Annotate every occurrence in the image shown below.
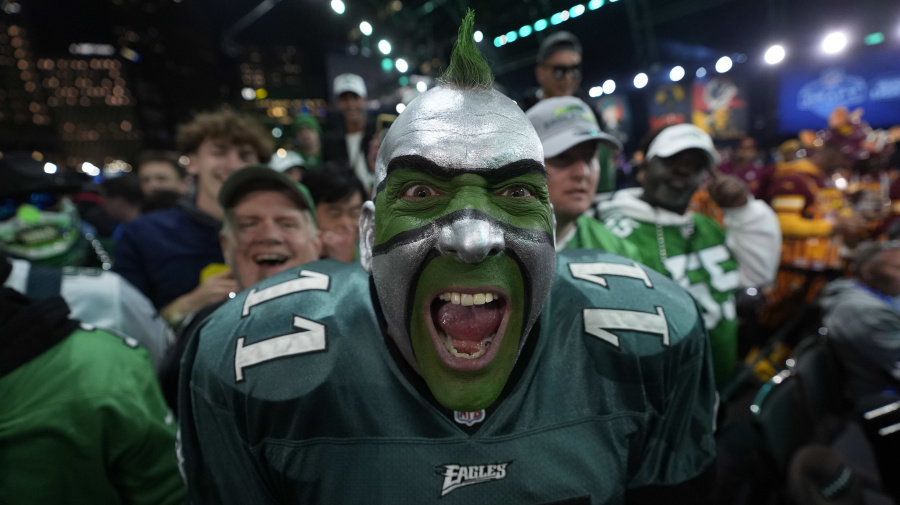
[438,292,495,306]
[20,226,58,244]
[254,254,286,262]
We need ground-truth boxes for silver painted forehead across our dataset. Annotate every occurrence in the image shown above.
[375,86,544,188]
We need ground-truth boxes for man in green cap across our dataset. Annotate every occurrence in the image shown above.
[179,12,716,504]
[290,114,323,169]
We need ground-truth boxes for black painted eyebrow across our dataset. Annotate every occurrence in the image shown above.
[379,155,546,193]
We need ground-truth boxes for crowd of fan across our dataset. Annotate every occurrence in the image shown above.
[2,27,899,505]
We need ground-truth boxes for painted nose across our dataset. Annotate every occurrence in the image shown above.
[437,218,504,264]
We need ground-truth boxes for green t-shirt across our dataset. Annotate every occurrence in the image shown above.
[180,254,717,503]
[0,326,185,505]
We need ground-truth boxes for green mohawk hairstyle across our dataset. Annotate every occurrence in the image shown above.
[441,9,494,90]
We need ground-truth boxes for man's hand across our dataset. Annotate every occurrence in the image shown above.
[162,270,238,327]
[320,228,357,263]
[707,171,750,208]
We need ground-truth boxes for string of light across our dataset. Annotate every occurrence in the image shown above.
[330,0,411,77]
[491,0,619,48]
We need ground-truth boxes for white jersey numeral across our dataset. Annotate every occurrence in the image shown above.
[696,245,740,293]
[583,306,669,348]
[234,315,326,382]
[242,270,330,317]
[568,261,653,289]
[662,245,738,331]
[685,281,736,331]
[605,216,639,239]
[662,245,739,294]
[570,261,668,349]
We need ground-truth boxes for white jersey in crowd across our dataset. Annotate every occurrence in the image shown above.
[4,258,173,371]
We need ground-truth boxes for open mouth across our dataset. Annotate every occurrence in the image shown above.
[253,253,288,267]
[17,225,61,245]
[424,287,511,372]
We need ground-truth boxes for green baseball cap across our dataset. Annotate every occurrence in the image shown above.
[218,165,317,225]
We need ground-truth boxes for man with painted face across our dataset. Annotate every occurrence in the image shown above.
[599,124,781,387]
[179,13,716,504]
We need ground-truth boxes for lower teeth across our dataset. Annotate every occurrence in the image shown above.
[440,331,495,359]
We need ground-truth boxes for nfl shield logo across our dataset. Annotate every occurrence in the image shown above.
[453,410,486,426]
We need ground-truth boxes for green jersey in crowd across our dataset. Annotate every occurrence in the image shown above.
[1,325,185,504]
[558,214,642,261]
[599,188,739,387]
[179,250,717,504]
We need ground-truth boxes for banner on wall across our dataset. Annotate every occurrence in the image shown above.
[778,48,900,134]
[648,82,691,130]
[595,95,632,146]
[691,76,749,140]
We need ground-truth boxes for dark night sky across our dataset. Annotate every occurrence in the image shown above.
[7,0,900,150]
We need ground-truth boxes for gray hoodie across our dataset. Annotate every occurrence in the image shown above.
[820,278,900,397]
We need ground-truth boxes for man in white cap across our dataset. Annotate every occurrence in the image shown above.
[526,96,638,258]
[598,123,781,388]
[269,150,306,183]
[323,73,376,192]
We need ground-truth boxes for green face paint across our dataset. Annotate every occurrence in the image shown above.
[0,199,80,262]
[361,42,557,411]
[17,204,42,224]
[369,168,554,410]
[373,169,552,245]
[411,255,525,410]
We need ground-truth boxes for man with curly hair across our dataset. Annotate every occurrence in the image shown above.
[114,108,272,327]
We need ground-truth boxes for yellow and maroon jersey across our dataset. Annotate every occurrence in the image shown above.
[766,159,849,271]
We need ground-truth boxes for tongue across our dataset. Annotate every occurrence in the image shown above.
[436,302,503,353]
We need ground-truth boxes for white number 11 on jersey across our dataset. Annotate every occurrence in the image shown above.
[569,262,670,349]
[233,270,330,382]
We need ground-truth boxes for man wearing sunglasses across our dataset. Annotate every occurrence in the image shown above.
[518,31,583,112]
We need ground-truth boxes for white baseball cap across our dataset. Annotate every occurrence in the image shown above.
[526,96,622,158]
[333,73,367,98]
[269,150,305,173]
[646,123,720,166]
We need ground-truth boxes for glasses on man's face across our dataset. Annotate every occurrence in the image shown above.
[546,64,582,80]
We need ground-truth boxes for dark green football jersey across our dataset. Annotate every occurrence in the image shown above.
[179,251,716,504]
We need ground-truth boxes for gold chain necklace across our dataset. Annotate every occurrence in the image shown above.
[655,213,695,264]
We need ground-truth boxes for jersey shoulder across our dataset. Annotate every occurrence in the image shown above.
[553,249,706,351]
[189,260,381,397]
[572,215,643,261]
[22,325,154,396]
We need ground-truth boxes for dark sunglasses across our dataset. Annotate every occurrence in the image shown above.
[546,64,582,80]
[0,193,60,221]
